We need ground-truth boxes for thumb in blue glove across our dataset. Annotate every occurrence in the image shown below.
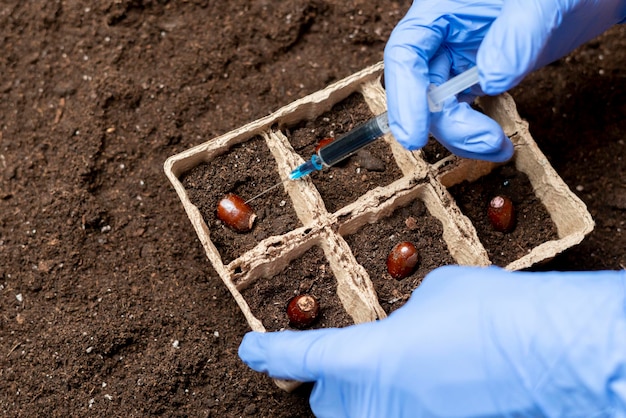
[239,265,626,417]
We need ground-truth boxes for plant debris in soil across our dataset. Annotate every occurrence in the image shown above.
[240,246,354,332]
[448,162,559,266]
[421,137,453,164]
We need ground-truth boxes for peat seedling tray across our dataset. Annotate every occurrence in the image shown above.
[164,62,594,391]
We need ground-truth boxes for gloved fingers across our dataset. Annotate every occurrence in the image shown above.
[239,328,337,382]
[384,21,444,151]
[399,265,503,312]
[430,50,485,108]
[478,0,559,94]
[429,99,514,162]
[309,380,350,418]
[427,48,453,87]
[480,0,626,95]
[239,324,381,383]
[240,267,626,416]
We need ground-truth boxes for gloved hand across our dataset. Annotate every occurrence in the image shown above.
[239,265,626,417]
[384,0,626,161]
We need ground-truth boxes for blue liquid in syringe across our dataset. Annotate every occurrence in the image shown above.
[290,112,390,180]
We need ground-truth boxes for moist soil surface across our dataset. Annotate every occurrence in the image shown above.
[1,2,624,417]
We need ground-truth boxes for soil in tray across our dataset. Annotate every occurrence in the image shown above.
[286,93,404,213]
[343,199,455,314]
[181,136,301,264]
[421,137,452,164]
[240,246,354,331]
[448,162,559,266]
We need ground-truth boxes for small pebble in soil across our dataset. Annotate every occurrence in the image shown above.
[216,193,256,232]
[487,195,516,233]
[354,149,386,172]
[386,241,419,279]
[243,404,258,415]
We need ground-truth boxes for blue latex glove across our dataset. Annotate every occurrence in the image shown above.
[384,0,626,161]
[239,266,626,417]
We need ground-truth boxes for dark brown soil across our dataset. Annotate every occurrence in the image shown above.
[0,1,624,417]
[421,137,453,164]
[448,163,559,267]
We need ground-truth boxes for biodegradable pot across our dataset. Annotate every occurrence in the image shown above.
[164,62,594,391]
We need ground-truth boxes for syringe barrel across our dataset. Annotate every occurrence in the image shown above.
[318,112,390,167]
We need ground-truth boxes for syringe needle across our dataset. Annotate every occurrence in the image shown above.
[244,178,291,204]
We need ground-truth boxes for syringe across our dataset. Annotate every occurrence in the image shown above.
[290,112,390,180]
[289,66,479,180]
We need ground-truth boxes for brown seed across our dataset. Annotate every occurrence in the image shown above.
[314,137,335,153]
[287,294,320,329]
[386,241,419,279]
[216,193,256,232]
[487,195,516,233]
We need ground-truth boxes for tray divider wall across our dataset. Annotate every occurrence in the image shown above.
[320,229,387,322]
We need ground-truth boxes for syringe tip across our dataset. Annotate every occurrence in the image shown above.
[289,161,314,180]
[289,155,323,180]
